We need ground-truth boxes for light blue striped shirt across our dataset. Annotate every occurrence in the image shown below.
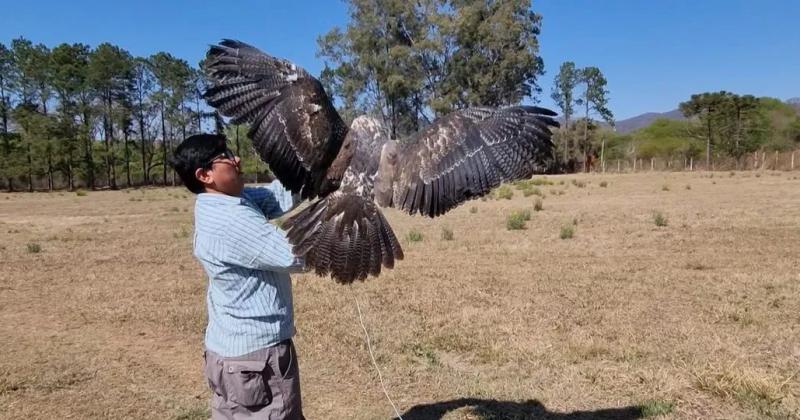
[192,182,304,357]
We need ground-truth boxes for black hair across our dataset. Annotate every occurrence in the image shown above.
[169,134,228,194]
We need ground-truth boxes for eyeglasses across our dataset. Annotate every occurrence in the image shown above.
[203,148,236,168]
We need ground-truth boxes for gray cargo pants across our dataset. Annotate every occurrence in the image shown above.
[203,339,304,420]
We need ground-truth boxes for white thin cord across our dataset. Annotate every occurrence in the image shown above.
[354,294,404,420]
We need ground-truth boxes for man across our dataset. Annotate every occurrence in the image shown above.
[170,133,306,420]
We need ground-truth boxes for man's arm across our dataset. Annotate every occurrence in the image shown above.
[223,206,306,273]
[243,181,302,219]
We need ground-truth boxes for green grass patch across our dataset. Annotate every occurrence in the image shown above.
[406,229,423,242]
[173,226,191,239]
[506,211,527,230]
[560,224,575,239]
[653,211,668,227]
[638,399,675,417]
[494,184,514,200]
[172,406,211,420]
[441,227,454,241]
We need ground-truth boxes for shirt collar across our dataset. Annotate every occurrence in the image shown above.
[196,192,245,205]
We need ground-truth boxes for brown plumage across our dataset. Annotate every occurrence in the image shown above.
[203,40,558,284]
[204,40,348,199]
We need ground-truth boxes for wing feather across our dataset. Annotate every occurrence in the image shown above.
[392,106,558,217]
[203,39,348,198]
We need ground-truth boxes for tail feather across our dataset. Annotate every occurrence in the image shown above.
[283,192,403,283]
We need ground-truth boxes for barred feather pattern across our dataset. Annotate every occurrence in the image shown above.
[283,169,403,284]
[203,39,348,199]
[392,106,558,217]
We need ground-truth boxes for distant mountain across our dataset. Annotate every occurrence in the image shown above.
[614,109,686,134]
[561,97,797,134]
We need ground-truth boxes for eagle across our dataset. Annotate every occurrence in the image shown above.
[202,40,559,284]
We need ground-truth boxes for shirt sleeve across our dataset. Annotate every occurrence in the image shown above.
[222,205,306,273]
[243,181,301,219]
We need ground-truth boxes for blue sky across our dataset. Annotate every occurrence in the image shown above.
[1,0,798,120]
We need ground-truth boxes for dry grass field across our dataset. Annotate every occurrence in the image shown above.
[1,171,799,420]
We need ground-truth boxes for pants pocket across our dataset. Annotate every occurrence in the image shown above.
[221,359,272,408]
[277,341,296,379]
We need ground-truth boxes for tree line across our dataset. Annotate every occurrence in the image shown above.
[0,38,230,191]
[3,0,618,192]
[594,94,799,171]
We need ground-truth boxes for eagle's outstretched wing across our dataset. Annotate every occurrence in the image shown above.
[391,106,558,216]
[203,39,348,199]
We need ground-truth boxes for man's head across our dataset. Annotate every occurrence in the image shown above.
[170,134,244,196]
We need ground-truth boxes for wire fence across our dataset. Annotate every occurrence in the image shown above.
[594,149,799,173]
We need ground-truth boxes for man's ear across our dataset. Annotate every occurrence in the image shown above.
[195,167,212,186]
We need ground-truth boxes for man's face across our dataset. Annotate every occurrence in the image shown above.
[196,149,244,196]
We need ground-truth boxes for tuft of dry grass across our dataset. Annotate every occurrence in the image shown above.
[440,227,454,241]
[571,179,586,188]
[173,225,190,239]
[406,228,423,242]
[693,364,794,416]
[522,186,542,197]
[506,211,527,230]
[530,177,554,186]
[653,211,668,227]
[559,223,575,239]
[494,184,514,200]
[172,405,210,420]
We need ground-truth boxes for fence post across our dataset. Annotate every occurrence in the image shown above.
[650,158,654,171]
[775,151,779,170]
[690,157,693,171]
[792,151,795,170]
[617,159,621,173]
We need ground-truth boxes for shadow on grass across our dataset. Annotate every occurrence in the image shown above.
[396,397,644,420]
